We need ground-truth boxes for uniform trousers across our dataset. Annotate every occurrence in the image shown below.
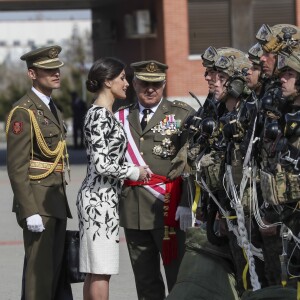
[124,228,185,300]
[23,216,67,300]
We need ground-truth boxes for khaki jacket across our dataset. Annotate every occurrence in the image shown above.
[119,98,195,230]
[6,90,72,224]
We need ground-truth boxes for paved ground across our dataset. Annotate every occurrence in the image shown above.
[0,144,145,300]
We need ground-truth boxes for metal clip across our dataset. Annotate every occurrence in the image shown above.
[283,150,300,171]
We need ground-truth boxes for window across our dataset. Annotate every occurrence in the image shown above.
[188,0,231,55]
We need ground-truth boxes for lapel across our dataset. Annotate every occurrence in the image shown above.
[27,90,61,128]
[128,103,142,135]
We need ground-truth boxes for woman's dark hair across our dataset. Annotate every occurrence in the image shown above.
[86,57,126,93]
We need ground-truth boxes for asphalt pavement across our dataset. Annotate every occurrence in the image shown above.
[0,143,142,300]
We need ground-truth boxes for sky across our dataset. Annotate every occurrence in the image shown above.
[0,9,91,20]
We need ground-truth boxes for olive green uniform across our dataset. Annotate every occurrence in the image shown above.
[119,99,194,300]
[6,90,72,300]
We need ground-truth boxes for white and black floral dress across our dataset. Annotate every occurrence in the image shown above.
[77,105,139,275]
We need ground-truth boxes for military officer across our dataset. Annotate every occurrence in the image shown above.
[115,60,195,299]
[6,45,72,300]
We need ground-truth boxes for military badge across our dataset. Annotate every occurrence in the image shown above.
[48,48,58,59]
[12,121,23,134]
[152,137,176,158]
[151,114,182,136]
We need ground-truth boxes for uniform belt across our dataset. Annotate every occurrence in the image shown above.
[29,160,64,173]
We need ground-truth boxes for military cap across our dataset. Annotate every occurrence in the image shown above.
[130,60,168,82]
[20,45,64,69]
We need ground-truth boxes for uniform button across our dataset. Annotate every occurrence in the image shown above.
[140,137,144,141]
[140,152,144,155]
[38,181,41,183]
[50,133,52,136]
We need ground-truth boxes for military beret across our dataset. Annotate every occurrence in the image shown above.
[20,45,64,69]
[130,60,168,82]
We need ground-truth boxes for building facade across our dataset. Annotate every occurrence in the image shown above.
[0,0,299,105]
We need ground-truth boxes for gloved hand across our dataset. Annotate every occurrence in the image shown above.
[175,206,193,232]
[26,214,45,232]
[199,153,215,168]
[167,143,189,180]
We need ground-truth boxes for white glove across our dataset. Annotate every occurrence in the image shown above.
[175,206,192,232]
[26,214,45,232]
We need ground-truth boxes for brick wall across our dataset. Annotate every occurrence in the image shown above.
[163,0,207,100]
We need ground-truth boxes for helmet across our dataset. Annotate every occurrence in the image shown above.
[215,50,252,98]
[248,43,263,65]
[201,46,245,68]
[256,23,300,53]
[215,50,252,78]
[277,49,300,73]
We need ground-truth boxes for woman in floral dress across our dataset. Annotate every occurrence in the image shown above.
[77,57,149,300]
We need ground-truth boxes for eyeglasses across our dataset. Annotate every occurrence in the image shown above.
[202,46,219,63]
[137,80,166,89]
[256,24,272,42]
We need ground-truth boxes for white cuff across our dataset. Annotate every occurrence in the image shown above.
[126,166,140,181]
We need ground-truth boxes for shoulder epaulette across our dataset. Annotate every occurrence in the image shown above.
[171,100,191,111]
[115,102,135,113]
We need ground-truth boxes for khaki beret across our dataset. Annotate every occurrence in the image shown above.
[130,60,168,82]
[20,45,64,69]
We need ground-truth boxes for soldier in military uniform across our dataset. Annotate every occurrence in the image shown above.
[115,60,195,300]
[6,45,72,300]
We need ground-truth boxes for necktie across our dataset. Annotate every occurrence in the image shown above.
[49,98,59,121]
[140,109,151,130]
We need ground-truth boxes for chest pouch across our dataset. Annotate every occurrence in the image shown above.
[203,152,225,191]
[286,172,300,201]
[260,169,287,205]
[284,111,300,137]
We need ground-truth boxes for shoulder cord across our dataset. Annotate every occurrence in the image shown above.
[6,106,69,180]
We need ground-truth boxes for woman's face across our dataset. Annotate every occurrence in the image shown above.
[109,69,129,99]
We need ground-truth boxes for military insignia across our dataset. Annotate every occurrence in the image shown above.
[48,48,58,59]
[146,62,158,73]
[151,114,182,136]
[152,137,176,158]
[153,145,163,156]
[37,110,43,116]
[12,121,23,134]
[44,118,49,125]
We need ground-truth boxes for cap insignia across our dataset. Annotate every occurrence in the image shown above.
[48,48,58,59]
[146,62,158,73]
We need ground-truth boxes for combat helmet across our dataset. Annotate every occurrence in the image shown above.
[256,23,300,53]
[278,48,300,74]
[215,49,252,98]
[248,43,263,65]
[201,46,245,68]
